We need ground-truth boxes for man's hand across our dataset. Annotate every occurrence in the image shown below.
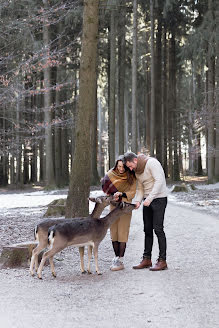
[135,201,141,209]
[143,199,151,207]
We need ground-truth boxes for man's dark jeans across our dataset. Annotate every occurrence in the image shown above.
[143,197,167,260]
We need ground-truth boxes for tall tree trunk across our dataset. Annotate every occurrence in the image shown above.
[168,36,174,179]
[162,24,168,176]
[196,72,203,176]
[144,24,151,153]
[90,79,100,185]
[0,106,8,185]
[124,88,129,152]
[10,123,15,185]
[145,70,151,152]
[43,0,55,187]
[150,0,155,156]
[172,38,180,181]
[23,148,29,184]
[131,0,138,153]
[173,55,180,181]
[15,94,22,185]
[30,91,38,183]
[98,99,105,177]
[54,72,62,187]
[65,0,99,218]
[178,115,183,177]
[61,124,69,186]
[207,0,215,183]
[118,6,126,155]
[197,132,203,175]
[214,2,219,180]
[207,55,215,183]
[108,4,116,168]
[71,70,78,164]
[155,2,162,163]
[188,76,194,175]
[38,77,44,182]
[54,23,63,187]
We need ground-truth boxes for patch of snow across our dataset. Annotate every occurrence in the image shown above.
[0,192,66,209]
[0,184,217,217]
[197,182,219,190]
[0,189,108,215]
[90,190,105,197]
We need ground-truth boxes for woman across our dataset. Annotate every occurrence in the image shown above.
[101,155,136,271]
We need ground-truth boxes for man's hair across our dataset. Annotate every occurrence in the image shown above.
[123,152,137,164]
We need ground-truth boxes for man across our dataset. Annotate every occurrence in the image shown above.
[123,152,168,271]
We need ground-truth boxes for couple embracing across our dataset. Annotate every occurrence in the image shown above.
[101,152,168,272]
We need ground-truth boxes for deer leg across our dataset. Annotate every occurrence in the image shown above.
[79,247,86,273]
[30,244,46,276]
[87,245,93,274]
[93,244,101,275]
[37,246,63,279]
[49,256,56,277]
[34,255,39,272]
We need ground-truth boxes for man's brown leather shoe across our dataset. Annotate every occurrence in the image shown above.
[149,259,167,271]
[133,258,152,269]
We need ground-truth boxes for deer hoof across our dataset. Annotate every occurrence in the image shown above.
[81,270,86,274]
[52,272,57,278]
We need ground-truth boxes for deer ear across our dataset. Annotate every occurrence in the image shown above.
[119,202,125,208]
[88,197,96,202]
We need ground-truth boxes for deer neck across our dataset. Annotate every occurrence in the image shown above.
[102,206,123,227]
[90,203,105,219]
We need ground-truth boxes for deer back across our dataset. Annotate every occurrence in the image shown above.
[49,217,108,247]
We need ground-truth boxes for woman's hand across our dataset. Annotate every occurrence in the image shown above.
[113,192,122,200]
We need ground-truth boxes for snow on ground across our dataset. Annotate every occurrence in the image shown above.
[0,184,218,328]
[0,189,107,214]
[167,182,219,216]
[0,183,218,215]
[0,191,66,209]
[198,182,219,190]
[0,183,218,328]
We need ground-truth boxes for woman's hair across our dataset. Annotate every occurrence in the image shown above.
[113,155,136,185]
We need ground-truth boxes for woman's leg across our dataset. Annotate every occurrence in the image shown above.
[110,212,119,257]
[112,241,120,257]
[119,242,126,257]
[117,213,131,261]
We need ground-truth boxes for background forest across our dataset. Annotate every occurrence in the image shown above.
[0,0,218,195]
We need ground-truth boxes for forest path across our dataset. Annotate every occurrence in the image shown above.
[0,202,218,328]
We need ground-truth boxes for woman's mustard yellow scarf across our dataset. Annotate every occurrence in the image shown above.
[101,168,131,195]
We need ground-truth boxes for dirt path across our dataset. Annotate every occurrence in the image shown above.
[0,202,218,328]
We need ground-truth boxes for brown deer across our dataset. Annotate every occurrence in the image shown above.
[37,202,136,279]
[30,195,113,276]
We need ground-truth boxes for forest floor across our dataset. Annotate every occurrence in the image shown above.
[0,178,218,328]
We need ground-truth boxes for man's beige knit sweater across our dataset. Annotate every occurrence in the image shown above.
[135,157,167,204]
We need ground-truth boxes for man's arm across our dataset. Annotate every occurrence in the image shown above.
[134,180,144,207]
[145,159,166,204]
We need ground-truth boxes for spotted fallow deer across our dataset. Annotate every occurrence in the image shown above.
[30,195,114,276]
[37,202,136,279]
